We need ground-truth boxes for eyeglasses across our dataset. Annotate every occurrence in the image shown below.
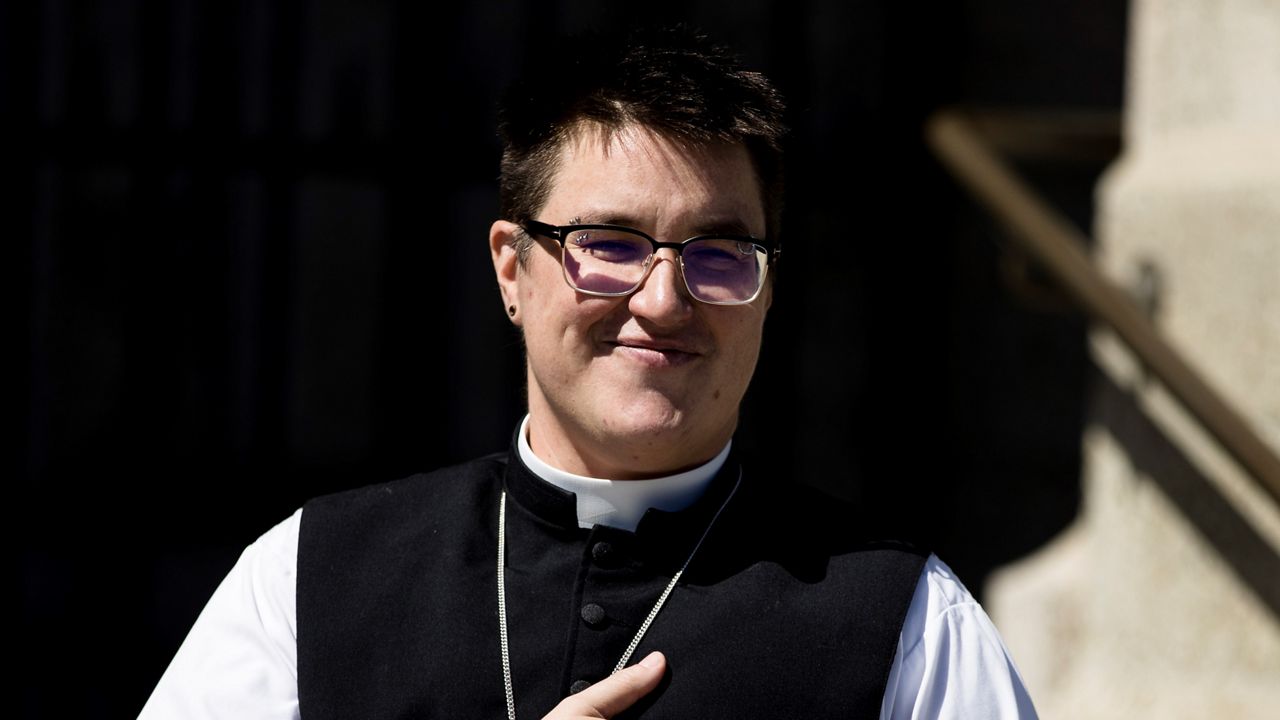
[521,220,780,305]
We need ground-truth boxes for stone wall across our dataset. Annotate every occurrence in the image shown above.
[986,1,1280,716]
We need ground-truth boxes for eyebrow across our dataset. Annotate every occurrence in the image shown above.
[570,211,757,238]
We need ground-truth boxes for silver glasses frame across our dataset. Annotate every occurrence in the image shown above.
[520,220,780,306]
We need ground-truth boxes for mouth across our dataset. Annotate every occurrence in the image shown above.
[608,338,702,367]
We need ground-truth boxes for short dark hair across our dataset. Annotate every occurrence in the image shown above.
[497,25,787,262]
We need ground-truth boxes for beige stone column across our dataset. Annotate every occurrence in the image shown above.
[986,1,1280,717]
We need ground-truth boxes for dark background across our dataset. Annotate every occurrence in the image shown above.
[14,1,1127,716]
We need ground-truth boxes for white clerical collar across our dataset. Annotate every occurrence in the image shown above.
[516,414,731,532]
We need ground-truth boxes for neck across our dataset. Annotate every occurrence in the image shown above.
[516,414,731,530]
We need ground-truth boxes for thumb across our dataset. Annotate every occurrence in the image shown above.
[545,651,667,719]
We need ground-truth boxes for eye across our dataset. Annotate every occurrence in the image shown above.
[568,231,648,263]
[685,240,757,271]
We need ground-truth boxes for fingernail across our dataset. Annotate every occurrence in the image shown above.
[639,651,664,669]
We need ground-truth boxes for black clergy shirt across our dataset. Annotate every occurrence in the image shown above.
[296,438,928,719]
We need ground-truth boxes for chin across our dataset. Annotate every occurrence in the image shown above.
[607,398,690,438]
[599,393,729,455]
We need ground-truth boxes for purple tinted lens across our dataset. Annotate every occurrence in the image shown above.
[682,239,763,303]
[563,229,650,294]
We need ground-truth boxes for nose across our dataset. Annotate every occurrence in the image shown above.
[627,249,694,327]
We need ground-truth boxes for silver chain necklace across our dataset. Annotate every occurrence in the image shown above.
[496,470,741,720]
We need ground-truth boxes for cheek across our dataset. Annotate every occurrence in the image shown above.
[518,265,569,344]
[741,317,767,359]
[521,293,609,361]
[517,271,539,307]
[717,317,766,381]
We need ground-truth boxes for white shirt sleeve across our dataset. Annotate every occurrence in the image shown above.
[138,509,304,720]
[880,554,1038,720]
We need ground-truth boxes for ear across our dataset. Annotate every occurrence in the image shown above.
[490,220,523,325]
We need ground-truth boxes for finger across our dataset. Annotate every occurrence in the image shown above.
[545,651,666,719]
[568,652,666,718]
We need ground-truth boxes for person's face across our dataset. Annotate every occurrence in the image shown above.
[491,125,772,478]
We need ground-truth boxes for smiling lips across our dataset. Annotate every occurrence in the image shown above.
[609,337,703,367]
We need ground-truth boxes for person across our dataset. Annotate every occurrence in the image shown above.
[139,26,1037,720]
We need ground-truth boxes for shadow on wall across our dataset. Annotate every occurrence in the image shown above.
[1094,367,1280,619]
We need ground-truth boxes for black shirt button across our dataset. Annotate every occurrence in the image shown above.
[569,679,592,694]
[580,602,607,627]
[591,541,614,563]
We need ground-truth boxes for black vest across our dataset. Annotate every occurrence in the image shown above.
[297,445,926,719]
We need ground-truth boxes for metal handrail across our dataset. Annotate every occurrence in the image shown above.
[926,108,1280,506]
